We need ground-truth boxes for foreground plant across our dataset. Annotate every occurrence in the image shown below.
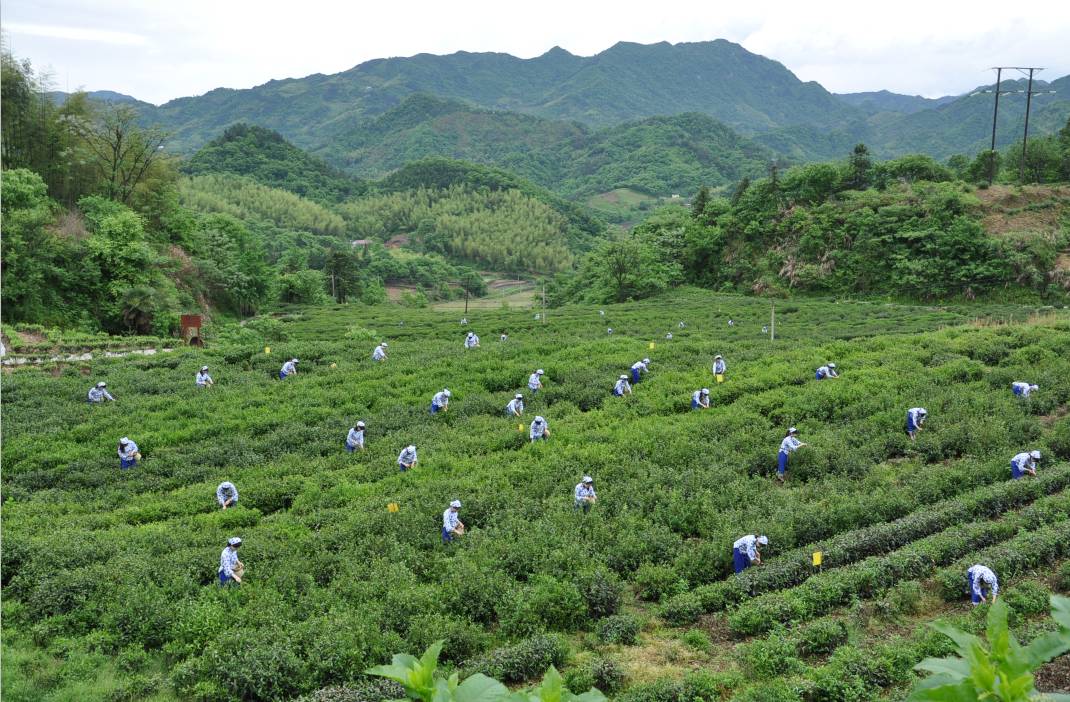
[908,595,1070,701]
[368,641,606,702]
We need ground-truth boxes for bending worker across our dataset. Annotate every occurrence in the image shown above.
[216,481,238,509]
[464,332,480,349]
[906,407,928,441]
[631,358,650,384]
[966,564,998,605]
[346,421,366,452]
[528,369,545,394]
[530,416,550,442]
[442,500,464,543]
[1012,382,1039,397]
[88,381,115,403]
[733,534,768,574]
[373,342,388,361]
[118,437,140,469]
[218,537,244,586]
[574,476,597,513]
[398,444,418,472]
[815,362,838,380]
[430,388,452,414]
[613,374,632,397]
[279,358,298,380]
[1011,450,1041,479]
[692,388,710,410]
[506,393,524,417]
[196,366,214,388]
[777,427,806,482]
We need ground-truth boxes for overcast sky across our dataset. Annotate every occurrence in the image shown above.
[3,0,1069,105]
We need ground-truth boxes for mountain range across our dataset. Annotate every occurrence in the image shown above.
[60,40,1069,196]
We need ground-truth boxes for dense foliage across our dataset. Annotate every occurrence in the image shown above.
[3,290,1069,701]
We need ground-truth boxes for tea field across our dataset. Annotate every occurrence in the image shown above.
[3,289,1070,702]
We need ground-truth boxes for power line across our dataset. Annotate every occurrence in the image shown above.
[969,67,1056,185]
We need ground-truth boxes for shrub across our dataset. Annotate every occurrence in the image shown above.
[795,619,849,657]
[197,627,310,701]
[739,633,804,678]
[588,657,626,695]
[1001,580,1051,621]
[595,614,641,646]
[732,679,802,702]
[462,634,569,684]
[576,568,624,619]
[635,564,686,602]
[616,678,683,702]
[295,679,405,702]
[679,628,712,653]
[404,613,488,664]
[1057,562,1070,593]
[660,592,703,626]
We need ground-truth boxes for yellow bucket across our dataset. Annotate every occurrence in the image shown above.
[716,374,724,383]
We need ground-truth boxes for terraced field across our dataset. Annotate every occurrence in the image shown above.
[2,289,1069,701]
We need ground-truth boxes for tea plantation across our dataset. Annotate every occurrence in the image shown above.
[3,289,1070,701]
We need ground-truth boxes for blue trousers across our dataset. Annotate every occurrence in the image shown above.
[219,571,234,586]
[120,457,137,470]
[1011,460,1023,479]
[777,451,789,475]
[691,399,700,410]
[430,403,442,415]
[442,527,454,543]
[967,572,987,603]
[399,463,410,472]
[632,368,641,383]
[815,371,824,380]
[345,442,356,453]
[733,547,751,574]
[906,418,918,434]
[1013,386,1024,396]
[613,389,623,397]
[279,371,287,380]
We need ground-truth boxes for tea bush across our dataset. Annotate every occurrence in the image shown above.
[595,614,642,646]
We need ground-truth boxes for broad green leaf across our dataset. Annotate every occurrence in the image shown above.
[906,676,978,701]
[453,674,510,702]
[1051,595,1070,631]
[930,621,981,655]
[1023,630,1070,665]
[432,677,456,702]
[534,666,564,702]
[985,600,1011,659]
[913,656,972,680]
[570,691,608,702]
[368,663,420,685]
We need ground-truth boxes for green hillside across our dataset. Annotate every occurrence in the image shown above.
[835,90,956,116]
[3,291,1070,701]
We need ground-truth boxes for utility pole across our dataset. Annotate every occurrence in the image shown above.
[770,301,775,342]
[1021,68,1037,184]
[988,67,1002,185]
[971,67,1053,185]
[542,285,547,324]
[464,284,469,316]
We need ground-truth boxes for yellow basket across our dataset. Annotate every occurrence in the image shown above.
[716,374,725,384]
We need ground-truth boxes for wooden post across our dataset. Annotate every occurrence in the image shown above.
[770,301,775,342]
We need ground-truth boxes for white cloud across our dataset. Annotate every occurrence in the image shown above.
[5,21,148,46]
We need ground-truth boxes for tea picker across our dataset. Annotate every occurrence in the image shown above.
[665,332,673,340]
[777,427,806,482]
[815,363,838,380]
[442,500,464,543]
[679,321,686,328]
[713,354,726,380]
[373,342,388,361]
[430,388,451,414]
[87,381,115,403]
[1012,381,1038,397]
[530,416,550,442]
[196,366,214,388]
[506,394,524,417]
[691,388,710,410]
[460,317,468,325]
[346,421,366,452]
[966,564,998,604]
[1010,450,1041,479]
[574,476,597,513]
[464,332,480,349]
[906,407,928,441]
[500,333,508,342]
[607,327,613,335]
[279,358,299,379]
[218,537,244,586]
[613,374,632,397]
[631,358,651,384]
[528,369,545,394]
[398,444,418,472]
[216,481,239,509]
[118,437,140,469]
[733,534,768,573]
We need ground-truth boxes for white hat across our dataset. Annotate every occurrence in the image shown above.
[292,358,299,363]
[120,436,130,443]
[443,389,451,397]
[788,427,798,435]
[757,535,769,545]
[534,416,545,423]
[701,388,709,394]
[381,342,388,347]
[715,355,723,359]
[356,421,365,428]
[201,366,209,371]
[619,374,628,380]
[583,475,594,483]
[228,537,242,546]
[536,369,544,375]
[515,393,523,399]
[407,444,416,451]
[1031,384,1039,390]
[449,500,461,508]
[828,362,837,368]
[643,358,650,364]
[97,381,106,387]
[1030,450,1042,460]
[919,408,928,416]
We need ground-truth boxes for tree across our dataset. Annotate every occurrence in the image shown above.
[120,285,158,334]
[323,247,363,302]
[967,151,1001,185]
[848,143,872,190]
[690,186,710,219]
[68,104,168,204]
[730,177,750,206]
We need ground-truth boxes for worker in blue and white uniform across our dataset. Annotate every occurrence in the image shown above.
[613,374,632,397]
[1012,382,1038,397]
[464,332,480,349]
[87,381,115,403]
[118,437,140,469]
[506,393,524,417]
[442,500,464,543]
[1010,450,1041,479]
[279,358,298,380]
[196,366,214,388]
[218,537,243,586]
[398,444,418,472]
[530,416,550,442]
[346,421,366,452]
[691,388,710,410]
[607,327,613,335]
[372,342,388,361]
[665,332,673,340]
[815,363,838,380]
[500,333,508,343]
[528,369,545,394]
[216,481,239,509]
[713,355,726,376]
[906,407,928,441]
[733,534,768,574]
[966,564,998,605]
[430,388,452,414]
[679,321,686,329]
[574,476,597,513]
[460,317,468,325]
[631,358,651,384]
[777,427,806,481]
